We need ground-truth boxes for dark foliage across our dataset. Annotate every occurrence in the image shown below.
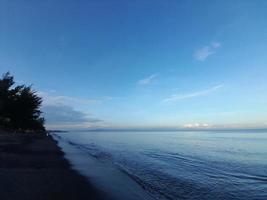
[0,72,45,132]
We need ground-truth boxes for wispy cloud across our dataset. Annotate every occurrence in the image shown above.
[137,74,158,85]
[38,91,101,106]
[194,42,221,61]
[163,84,223,103]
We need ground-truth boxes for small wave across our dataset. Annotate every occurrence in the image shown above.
[116,164,176,200]
[224,172,267,183]
[56,137,113,161]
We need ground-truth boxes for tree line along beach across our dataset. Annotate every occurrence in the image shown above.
[0,73,105,200]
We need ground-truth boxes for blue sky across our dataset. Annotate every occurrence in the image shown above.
[1,0,267,129]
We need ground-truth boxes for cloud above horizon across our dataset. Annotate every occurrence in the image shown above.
[194,42,221,61]
[38,91,104,129]
[42,104,104,129]
[137,74,158,85]
[163,84,223,103]
[184,123,211,128]
[38,91,101,106]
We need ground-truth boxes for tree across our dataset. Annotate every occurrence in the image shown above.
[0,72,45,132]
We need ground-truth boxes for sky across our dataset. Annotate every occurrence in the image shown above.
[1,0,267,130]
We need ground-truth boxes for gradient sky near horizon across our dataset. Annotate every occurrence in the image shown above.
[1,0,267,129]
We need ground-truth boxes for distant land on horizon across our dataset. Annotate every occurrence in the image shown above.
[49,127,267,133]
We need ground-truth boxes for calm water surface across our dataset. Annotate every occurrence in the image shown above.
[54,130,267,200]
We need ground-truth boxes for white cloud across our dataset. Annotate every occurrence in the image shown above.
[194,42,221,61]
[38,91,101,106]
[184,123,211,128]
[137,74,158,85]
[163,84,223,103]
[211,42,221,48]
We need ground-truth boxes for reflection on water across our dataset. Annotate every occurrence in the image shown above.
[55,130,267,200]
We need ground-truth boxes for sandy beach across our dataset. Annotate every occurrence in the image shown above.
[0,130,105,200]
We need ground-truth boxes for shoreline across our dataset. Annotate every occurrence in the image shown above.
[53,132,155,200]
[0,131,105,200]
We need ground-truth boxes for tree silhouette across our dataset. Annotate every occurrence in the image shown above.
[0,72,45,132]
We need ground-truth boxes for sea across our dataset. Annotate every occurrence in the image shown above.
[52,130,267,200]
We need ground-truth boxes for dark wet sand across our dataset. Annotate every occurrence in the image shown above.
[0,131,105,200]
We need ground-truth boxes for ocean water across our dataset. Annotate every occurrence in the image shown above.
[53,130,267,200]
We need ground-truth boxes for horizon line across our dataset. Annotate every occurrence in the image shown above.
[48,127,267,132]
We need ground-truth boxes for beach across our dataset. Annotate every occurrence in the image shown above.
[0,130,105,200]
[0,130,266,200]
